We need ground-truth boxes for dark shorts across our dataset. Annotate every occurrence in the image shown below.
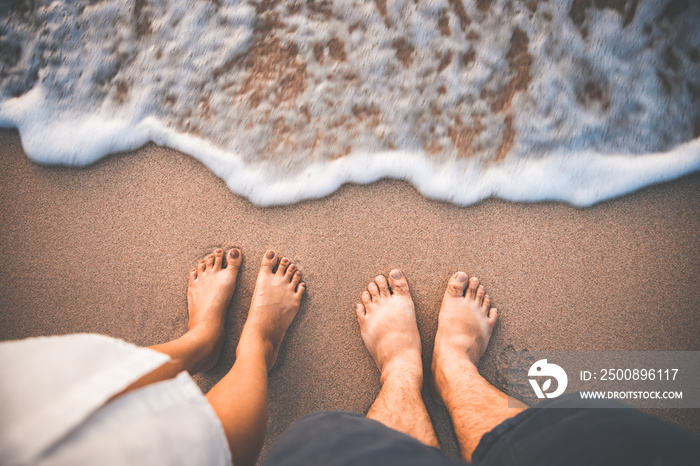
[263,394,700,466]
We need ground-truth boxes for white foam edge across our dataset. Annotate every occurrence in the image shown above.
[2,87,699,207]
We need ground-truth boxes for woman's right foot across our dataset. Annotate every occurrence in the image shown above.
[186,248,242,373]
[431,272,498,402]
[238,250,306,371]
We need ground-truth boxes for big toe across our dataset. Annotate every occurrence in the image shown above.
[226,248,242,272]
[388,269,410,295]
[445,272,468,298]
[260,250,278,273]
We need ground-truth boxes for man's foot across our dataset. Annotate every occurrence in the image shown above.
[432,272,498,402]
[186,248,242,372]
[238,250,306,371]
[356,269,423,385]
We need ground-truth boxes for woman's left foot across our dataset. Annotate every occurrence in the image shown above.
[186,248,242,372]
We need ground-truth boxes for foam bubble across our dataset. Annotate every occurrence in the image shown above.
[1,0,698,206]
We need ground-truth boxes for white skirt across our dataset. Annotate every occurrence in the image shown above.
[0,334,232,466]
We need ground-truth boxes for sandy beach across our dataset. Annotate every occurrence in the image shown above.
[1,128,698,458]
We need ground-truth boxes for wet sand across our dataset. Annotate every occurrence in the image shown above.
[1,129,698,459]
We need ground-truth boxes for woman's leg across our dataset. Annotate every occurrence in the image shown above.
[206,250,306,466]
[118,247,242,396]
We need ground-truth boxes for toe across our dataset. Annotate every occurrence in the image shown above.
[368,282,380,299]
[296,282,306,298]
[361,290,373,309]
[488,306,498,324]
[483,295,491,312]
[356,303,366,321]
[260,250,278,273]
[205,254,215,270]
[285,263,297,281]
[213,249,224,270]
[445,272,468,298]
[291,270,302,288]
[388,269,410,295]
[277,257,290,276]
[197,259,206,275]
[189,268,197,284]
[375,275,390,297]
[226,248,242,271]
[467,276,480,299]
[476,284,485,305]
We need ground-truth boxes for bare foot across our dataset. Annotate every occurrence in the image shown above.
[356,269,423,385]
[238,250,306,371]
[186,248,242,372]
[432,272,498,401]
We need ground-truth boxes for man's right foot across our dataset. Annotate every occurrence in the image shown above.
[238,250,306,371]
[431,272,498,402]
[356,269,423,385]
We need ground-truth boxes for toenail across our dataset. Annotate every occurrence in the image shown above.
[266,250,275,259]
[231,249,240,259]
[391,270,402,279]
[282,258,289,264]
[216,249,222,254]
[457,272,468,282]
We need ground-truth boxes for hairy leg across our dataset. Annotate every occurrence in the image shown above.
[356,270,439,448]
[432,272,527,461]
[206,250,305,466]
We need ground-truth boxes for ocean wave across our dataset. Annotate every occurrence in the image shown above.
[1,0,699,206]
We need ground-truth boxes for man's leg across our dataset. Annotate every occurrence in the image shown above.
[431,272,527,461]
[118,247,243,396]
[431,272,700,466]
[206,250,306,466]
[355,269,439,448]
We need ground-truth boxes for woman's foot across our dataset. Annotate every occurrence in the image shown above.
[356,269,423,386]
[431,272,498,402]
[185,248,242,372]
[238,250,306,371]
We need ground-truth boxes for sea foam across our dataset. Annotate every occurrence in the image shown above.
[1,0,699,206]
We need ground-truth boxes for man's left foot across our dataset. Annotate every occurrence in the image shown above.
[356,270,423,385]
[186,248,242,372]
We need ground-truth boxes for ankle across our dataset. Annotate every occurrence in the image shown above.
[178,329,223,373]
[432,344,479,373]
[433,357,479,400]
[236,327,275,368]
[187,317,225,349]
[381,358,424,388]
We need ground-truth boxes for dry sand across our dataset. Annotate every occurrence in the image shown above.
[1,129,698,459]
